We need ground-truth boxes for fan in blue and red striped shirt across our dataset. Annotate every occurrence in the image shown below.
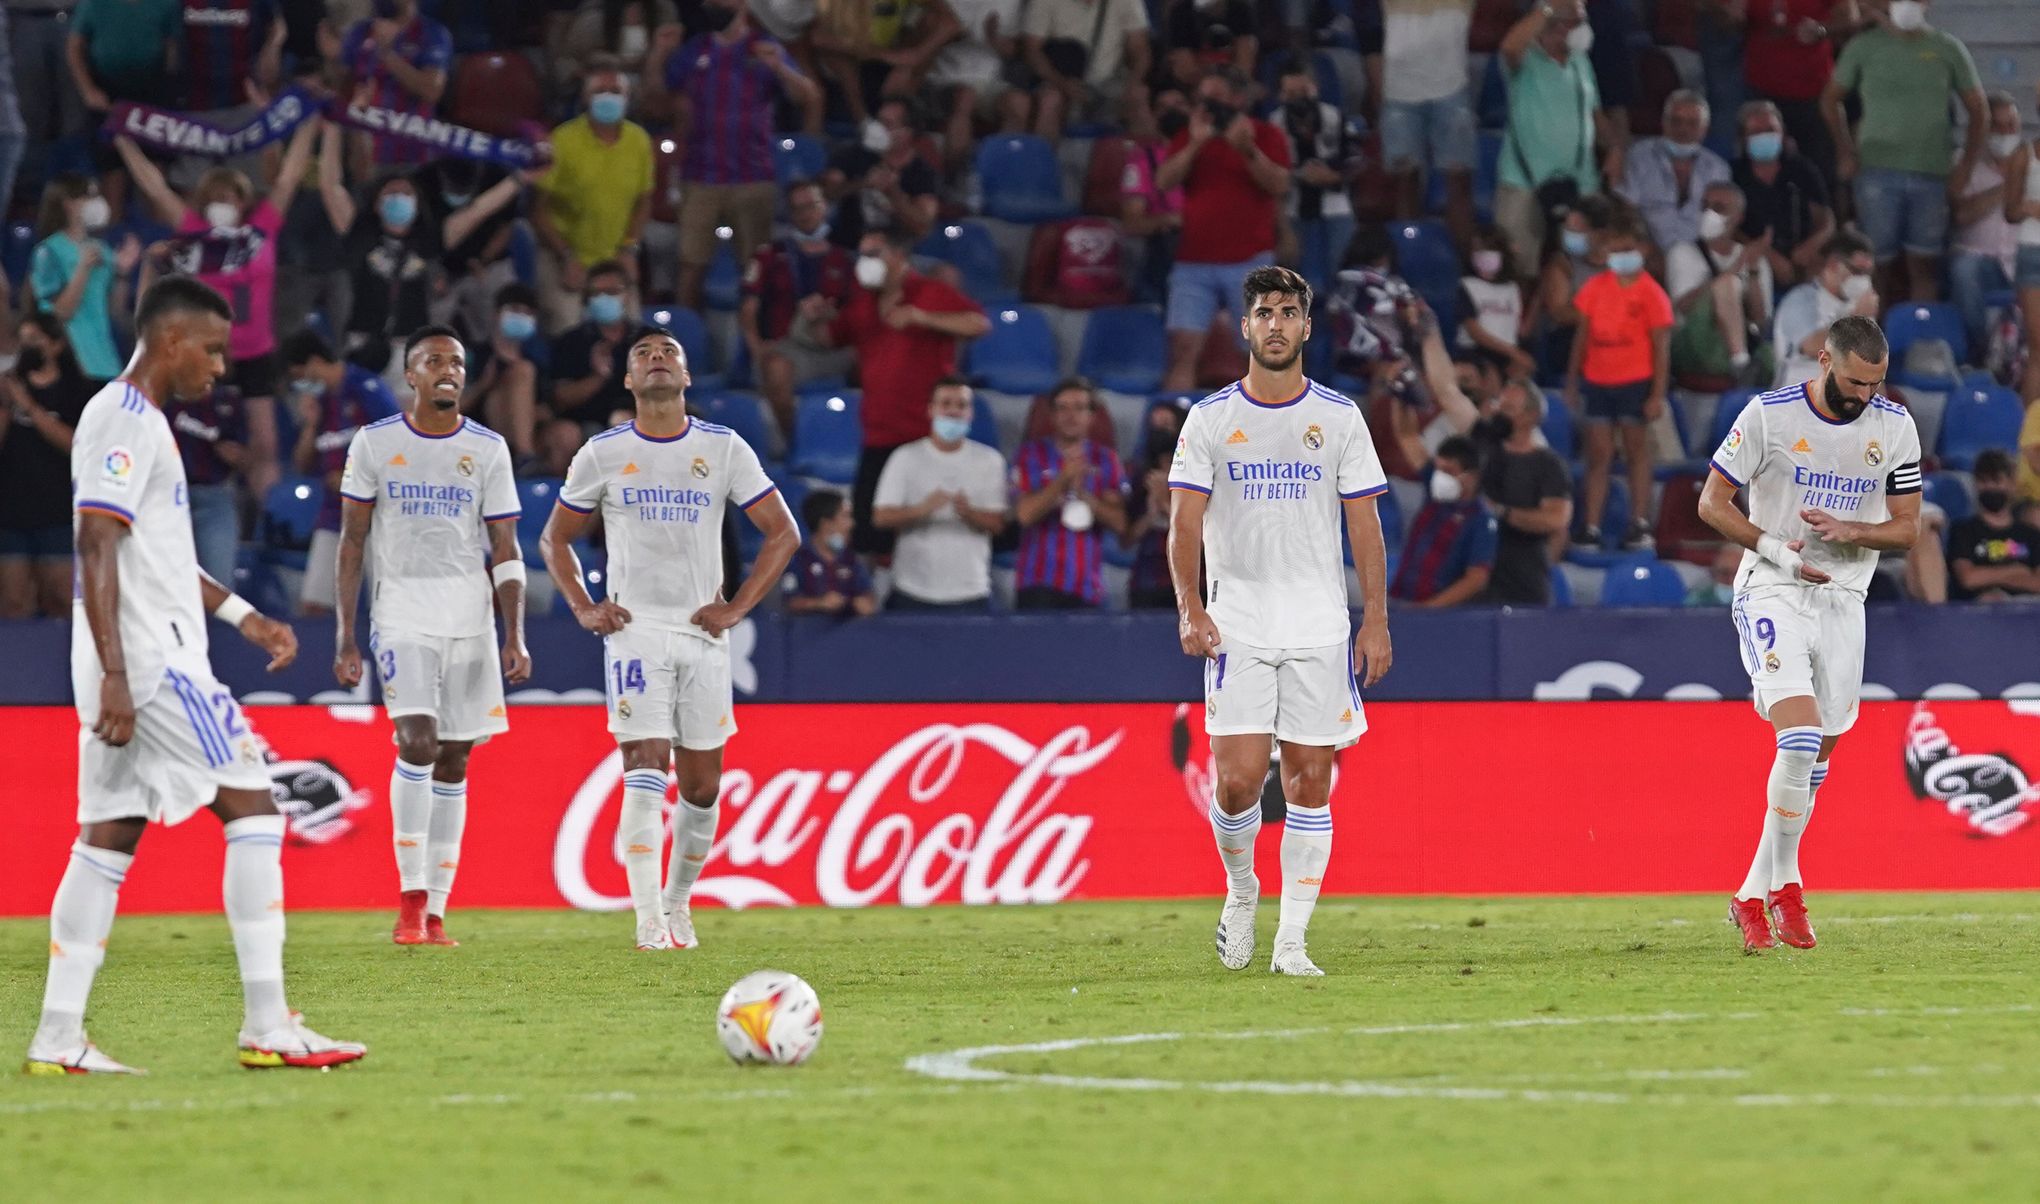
[1389,437,1498,608]
[340,0,453,167]
[1011,380,1129,609]
[179,0,281,113]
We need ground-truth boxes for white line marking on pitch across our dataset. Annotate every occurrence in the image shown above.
[902,1004,2040,1109]
[0,1082,1014,1118]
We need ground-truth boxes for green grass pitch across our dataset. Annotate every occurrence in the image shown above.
[5,895,2038,1202]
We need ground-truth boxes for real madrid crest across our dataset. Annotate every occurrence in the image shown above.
[1764,651,1781,674]
[1864,440,1883,467]
[617,699,633,719]
[456,454,475,477]
[691,457,710,479]
[1302,424,1324,451]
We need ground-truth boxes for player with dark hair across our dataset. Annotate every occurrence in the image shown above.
[540,326,800,950]
[1699,313,1922,952]
[333,325,530,947]
[26,276,365,1074]
[1169,263,1394,976]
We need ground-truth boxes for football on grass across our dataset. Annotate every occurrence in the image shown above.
[716,970,824,1066]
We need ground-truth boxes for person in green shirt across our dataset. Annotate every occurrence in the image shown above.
[27,174,137,382]
[65,0,181,109]
[1492,0,1624,279]
[1821,0,1986,303]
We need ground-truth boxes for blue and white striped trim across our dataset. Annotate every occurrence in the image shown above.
[1809,764,1830,789]
[1346,665,1364,712]
[75,498,137,523]
[165,669,233,768]
[590,422,634,443]
[70,847,129,885]
[432,781,468,796]
[1708,458,1745,488]
[364,414,405,430]
[1758,384,1805,406]
[394,761,433,782]
[117,382,149,414]
[1870,397,1906,417]
[1284,804,1334,834]
[1189,384,1239,411]
[1306,381,1357,409]
[1167,478,1212,495]
[1775,727,1824,754]
[622,771,670,794]
[1339,483,1389,500]
[465,421,506,443]
[692,419,733,436]
[1209,804,1260,833]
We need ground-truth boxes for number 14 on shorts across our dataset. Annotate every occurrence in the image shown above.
[611,658,647,696]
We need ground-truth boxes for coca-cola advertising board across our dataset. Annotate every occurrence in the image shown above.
[2,701,2035,916]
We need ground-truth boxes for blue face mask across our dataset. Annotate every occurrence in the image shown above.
[1562,229,1590,257]
[588,92,627,125]
[586,293,625,325]
[499,310,538,342]
[1663,139,1701,159]
[288,377,325,399]
[1746,131,1784,163]
[379,192,417,229]
[1608,250,1645,277]
[930,415,972,443]
[823,532,847,554]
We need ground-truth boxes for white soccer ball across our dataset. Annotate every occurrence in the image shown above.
[716,970,824,1066]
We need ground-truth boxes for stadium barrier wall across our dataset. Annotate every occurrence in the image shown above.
[1,607,2037,705]
[2,701,2033,917]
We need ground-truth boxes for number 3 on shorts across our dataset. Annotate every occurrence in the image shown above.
[379,649,397,683]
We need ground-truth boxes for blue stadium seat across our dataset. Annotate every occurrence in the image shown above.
[1392,219,1462,327]
[1923,470,1973,525]
[968,394,1001,449]
[1937,385,2023,470]
[789,390,862,484]
[259,476,323,571]
[773,134,828,188]
[516,477,563,565]
[1076,305,1167,394]
[1548,562,1574,608]
[976,135,1076,223]
[1707,387,1759,457]
[696,391,775,459]
[1539,389,1576,459]
[2,222,34,285]
[917,221,1013,302]
[1599,554,1688,606]
[508,219,537,287]
[646,305,723,393]
[704,236,742,310]
[1425,129,1501,224]
[967,305,1060,396]
[1884,301,1967,367]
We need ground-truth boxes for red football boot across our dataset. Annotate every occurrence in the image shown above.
[424,914,460,947]
[1729,897,1775,953]
[392,890,428,945]
[1766,883,1817,949]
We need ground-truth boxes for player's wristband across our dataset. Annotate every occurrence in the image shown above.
[1755,533,1803,577]
[491,561,528,590]
[213,594,256,628]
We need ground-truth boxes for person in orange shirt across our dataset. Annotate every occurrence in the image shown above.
[1565,212,1672,551]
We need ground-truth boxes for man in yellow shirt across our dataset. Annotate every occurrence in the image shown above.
[2017,396,2040,524]
[533,57,654,331]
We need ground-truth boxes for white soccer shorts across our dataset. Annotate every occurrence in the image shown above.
[603,625,737,750]
[1203,640,1367,749]
[372,627,510,743]
[75,666,272,826]
[1730,585,1866,736]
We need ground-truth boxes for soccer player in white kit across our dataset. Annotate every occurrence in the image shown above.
[1698,315,1922,953]
[539,329,799,950]
[26,277,365,1074]
[1168,265,1395,976]
[332,326,531,948]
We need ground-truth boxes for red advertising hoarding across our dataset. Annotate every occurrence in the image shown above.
[2,701,2034,916]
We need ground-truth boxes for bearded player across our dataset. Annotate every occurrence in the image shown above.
[333,326,531,947]
[539,329,799,950]
[1699,315,1921,952]
[26,276,364,1074]
[1168,264,1394,977]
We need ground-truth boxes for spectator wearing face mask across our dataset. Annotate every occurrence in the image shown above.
[1946,91,2025,357]
[1740,0,1854,194]
[117,121,317,500]
[1665,182,1773,386]
[337,0,452,169]
[1390,436,1497,608]
[466,283,548,464]
[1618,90,1732,255]
[280,328,401,616]
[784,489,877,616]
[825,96,942,251]
[1120,88,1188,305]
[1010,377,1126,610]
[1771,230,1877,387]
[1536,193,1613,378]
[549,260,636,430]
[1730,99,1834,289]
[1946,448,2040,603]
[0,313,89,618]
[534,61,653,332]
[1564,212,1671,551]
[871,379,1009,610]
[742,179,856,439]
[821,227,989,555]
[27,173,134,383]
[1494,0,1616,278]
[1272,65,1357,296]
[1457,224,1536,381]
[1822,0,1986,302]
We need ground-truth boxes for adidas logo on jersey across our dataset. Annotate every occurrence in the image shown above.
[621,462,640,475]
[1791,437,1811,454]
[388,454,408,466]
[1226,429,1250,445]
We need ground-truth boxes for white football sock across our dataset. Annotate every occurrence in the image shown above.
[1275,803,1332,950]
[426,778,468,918]
[1774,760,1828,891]
[1209,802,1261,899]
[1739,726,1820,899]
[390,758,434,892]
[34,841,132,1051]
[223,815,291,1035]
[660,797,720,915]
[620,770,669,928]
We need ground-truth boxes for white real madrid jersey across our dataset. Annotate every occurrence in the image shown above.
[339,415,520,639]
[1168,378,1388,649]
[70,380,211,702]
[1709,382,1922,597]
[559,419,778,643]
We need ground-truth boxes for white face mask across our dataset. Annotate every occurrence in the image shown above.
[855,254,889,290]
[617,23,648,57]
[1566,22,1594,54]
[204,201,241,230]
[1699,209,1730,241]
[1429,468,1464,504]
[1989,133,2022,158]
[1888,0,1926,32]
[861,119,892,155]
[78,196,111,231]
[1472,249,1504,278]
[1840,272,1873,302]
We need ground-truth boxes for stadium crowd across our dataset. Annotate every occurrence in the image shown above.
[0,0,2038,622]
